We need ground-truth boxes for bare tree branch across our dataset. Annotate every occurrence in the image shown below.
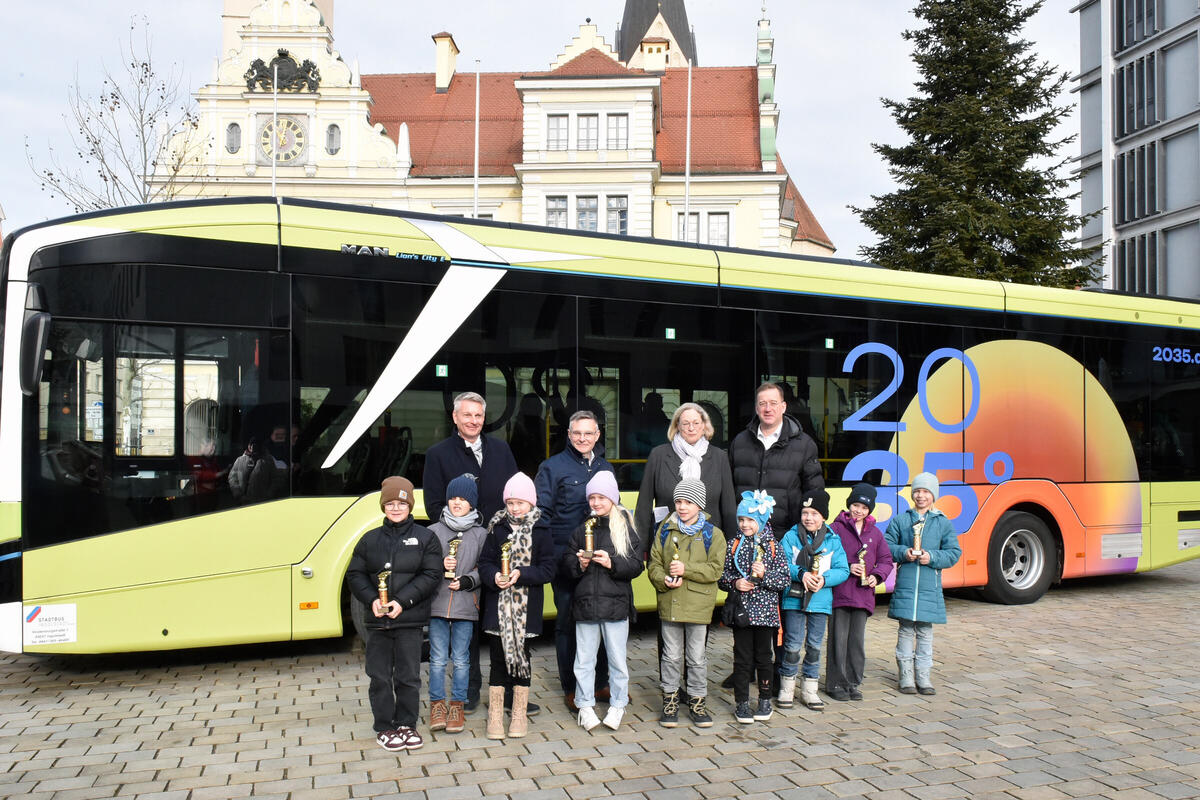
[25,16,211,214]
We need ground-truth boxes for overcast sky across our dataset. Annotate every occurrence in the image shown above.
[1,1,1080,257]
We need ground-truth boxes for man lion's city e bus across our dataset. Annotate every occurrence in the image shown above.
[1,198,1197,654]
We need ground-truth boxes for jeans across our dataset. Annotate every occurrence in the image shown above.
[896,619,934,673]
[574,620,630,709]
[553,580,607,695]
[364,627,422,732]
[428,617,473,703]
[781,609,827,679]
[660,621,708,697]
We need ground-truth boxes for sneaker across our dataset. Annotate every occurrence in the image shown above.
[754,697,773,721]
[849,686,863,701]
[376,730,405,752]
[429,699,448,731]
[734,701,754,724]
[659,691,680,728]
[602,706,625,730]
[395,726,423,751]
[917,684,937,696]
[578,706,602,731]
[688,695,713,728]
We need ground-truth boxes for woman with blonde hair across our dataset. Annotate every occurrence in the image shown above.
[634,402,736,544]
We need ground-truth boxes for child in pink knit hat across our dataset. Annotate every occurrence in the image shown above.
[477,472,556,739]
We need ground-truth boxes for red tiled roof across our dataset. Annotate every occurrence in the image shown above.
[657,66,761,174]
[362,72,524,177]
[778,157,833,250]
[361,64,832,250]
[546,48,633,76]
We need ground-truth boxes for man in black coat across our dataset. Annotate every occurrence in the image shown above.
[729,382,825,539]
[727,381,826,691]
[422,391,520,712]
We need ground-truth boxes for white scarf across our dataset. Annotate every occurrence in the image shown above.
[671,433,708,482]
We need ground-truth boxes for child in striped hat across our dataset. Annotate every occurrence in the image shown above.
[647,479,727,728]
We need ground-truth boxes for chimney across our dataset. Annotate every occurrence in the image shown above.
[433,32,459,93]
[640,36,670,73]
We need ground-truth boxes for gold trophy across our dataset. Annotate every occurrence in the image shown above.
[857,545,869,586]
[377,563,392,607]
[751,541,765,585]
[583,517,596,559]
[499,540,512,578]
[800,552,821,611]
[912,520,925,556]
[445,538,461,580]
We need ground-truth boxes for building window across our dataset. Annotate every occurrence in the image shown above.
[578,115,599,150]
[547,196,567,228]
[677,212,699,243]
[606,196,628,235]
[607,114,628,150]
[1118,231,1159,293]
[325,124,341,155]
[1116,142,1159,224]
[577,196,598,231]
[225,123,241,154]
[1116,0,1158,51]
[548,115,568,150]
[1117,55,1157,138]
[708,213,729,246]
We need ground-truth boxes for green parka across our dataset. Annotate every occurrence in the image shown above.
[646,513,727,624]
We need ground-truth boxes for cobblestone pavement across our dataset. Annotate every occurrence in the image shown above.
[3,560,1200,800]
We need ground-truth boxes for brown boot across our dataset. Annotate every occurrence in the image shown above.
[429,699,447,731]
[445,701,465,733]
[508,686,529,738]
[486,686,505,740]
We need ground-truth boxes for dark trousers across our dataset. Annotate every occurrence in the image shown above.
[732,625,776,703]
[469,620,482,702]
[826,606,868,692]
[487,633,532,689]
[553,581,607,695]
[364,626,422,732]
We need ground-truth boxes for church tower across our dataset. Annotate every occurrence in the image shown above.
[614,0,697,67]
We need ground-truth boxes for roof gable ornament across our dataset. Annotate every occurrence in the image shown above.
[552,20,621,69]
[244,48,321,92]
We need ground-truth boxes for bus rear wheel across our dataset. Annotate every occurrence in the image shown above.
[981,511,1055,605]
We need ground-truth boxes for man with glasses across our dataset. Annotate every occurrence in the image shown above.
[726,382,825,692]
[534,410,615,712]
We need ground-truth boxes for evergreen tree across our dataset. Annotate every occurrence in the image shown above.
[852,0,1101,287]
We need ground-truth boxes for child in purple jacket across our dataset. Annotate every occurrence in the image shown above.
[825,483,894,701]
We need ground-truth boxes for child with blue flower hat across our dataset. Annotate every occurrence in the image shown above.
[718,490,789,723]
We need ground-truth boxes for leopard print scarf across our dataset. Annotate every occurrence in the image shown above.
[488,507,541,679]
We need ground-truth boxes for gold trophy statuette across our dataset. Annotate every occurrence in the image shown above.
[377,563,392,607]
[583,517,596,559]
[810,553,821,577]
[500,540,512,577]
[445,538,461,580]
[858,545,869,586]
[912,520,925,556]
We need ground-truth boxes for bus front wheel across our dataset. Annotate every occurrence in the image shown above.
[981,511,1055,604]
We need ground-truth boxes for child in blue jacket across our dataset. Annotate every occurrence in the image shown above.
[884,472,962,695]
[779,488,849,711]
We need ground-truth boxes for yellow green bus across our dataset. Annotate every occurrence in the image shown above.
[2,198,1198,654]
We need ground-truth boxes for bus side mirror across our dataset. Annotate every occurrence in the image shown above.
[20,310,50,397]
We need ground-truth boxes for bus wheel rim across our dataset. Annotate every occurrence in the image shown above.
[1000,527,1045,591]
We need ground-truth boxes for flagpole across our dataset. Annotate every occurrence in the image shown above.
[473,58,480,218]
[271,64,279,197]
[683,47,693,242]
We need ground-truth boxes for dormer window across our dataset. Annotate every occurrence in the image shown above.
[548,115,568,150]
[607,115,628,150]
[578,115,599,150]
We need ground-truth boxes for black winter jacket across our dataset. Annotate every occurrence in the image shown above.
[558,510,645,623]
[728,415,825,538]
[347,517,443,631]
[477,518,558,636]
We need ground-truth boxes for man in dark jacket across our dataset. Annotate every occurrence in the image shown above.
[422,391,518,710]
[347,476,443,752]
[423,392,519,523]
[726,382,826,691]
[729,382,825,538]
[534,410,615,710]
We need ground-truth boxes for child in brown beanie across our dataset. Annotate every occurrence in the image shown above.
[347,476,443,753]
